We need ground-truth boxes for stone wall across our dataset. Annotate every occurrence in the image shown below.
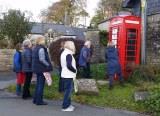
[86,30,106,63]
[0,49,14,72]
[147,14,160,64]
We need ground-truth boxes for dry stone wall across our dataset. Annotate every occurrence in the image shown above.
[0,49,15,72]
[147,14,160,64]
[86,30,106,63]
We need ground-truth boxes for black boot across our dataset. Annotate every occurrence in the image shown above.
[108,85,113,90]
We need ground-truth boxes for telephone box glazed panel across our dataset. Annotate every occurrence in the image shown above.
[109,15,141,79]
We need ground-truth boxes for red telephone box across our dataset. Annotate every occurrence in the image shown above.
[109,15,141,78]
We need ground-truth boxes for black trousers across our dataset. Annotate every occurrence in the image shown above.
[83,63,91,78]
[22,72,32,99]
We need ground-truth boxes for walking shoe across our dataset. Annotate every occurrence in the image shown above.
[36,101,48,105]
[62,105,75,111]
[22,95,32,100]
[70,105,75,109]
[108,85,113,90]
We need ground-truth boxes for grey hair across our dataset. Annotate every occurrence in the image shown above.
[23,39,32,48]
[84,40,91,48]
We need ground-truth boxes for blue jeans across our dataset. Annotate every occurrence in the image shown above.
[33,73,45,104]
[62,78,73,109]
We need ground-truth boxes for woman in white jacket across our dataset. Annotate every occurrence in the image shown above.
[60,41,77,112]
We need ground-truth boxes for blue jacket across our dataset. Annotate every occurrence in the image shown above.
[78,46,91,67]
[32,45,53,73]
[22,48,32,72]
[105,46,121,75]
[13,51,22,73]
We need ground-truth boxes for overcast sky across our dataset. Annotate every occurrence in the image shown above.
[0,0,99,26]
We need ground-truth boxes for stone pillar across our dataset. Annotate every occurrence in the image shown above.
[147,14,160,64]
[85,30,101,63]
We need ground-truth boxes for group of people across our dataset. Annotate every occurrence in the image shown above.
[13,33,124,111]
[13,36,53,105]
[13,35,92,112]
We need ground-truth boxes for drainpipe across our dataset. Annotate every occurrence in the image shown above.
[141,0,147,64]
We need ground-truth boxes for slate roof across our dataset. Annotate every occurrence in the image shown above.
[31,23,86,39]
[122,0,160,16]
[122,0,138,8]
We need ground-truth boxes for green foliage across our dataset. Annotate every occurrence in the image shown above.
[90,63,106,80]
[90,13,105,28]
[144,85,160,115]
[90,0,123,27]
[73,84,145,112]
[99,31,108,46]
[77,63,106,80]
[0,9,32,47]
[0,32,5,40]
[128,65,160,85]
[0,20,5,40]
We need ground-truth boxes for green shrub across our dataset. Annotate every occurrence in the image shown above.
[99,31,108,46]
[90,63,106,80]
[144,85,160,115]
[128,64,160,85]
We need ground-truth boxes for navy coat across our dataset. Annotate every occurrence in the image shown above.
[13,51,22,73]
[105,46,121,76]
[22,48,32,72]
[78,46,91,67]
[32,45,53,73]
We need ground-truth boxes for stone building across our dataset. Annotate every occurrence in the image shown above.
[123,0,160,64]
[30,22,86,40]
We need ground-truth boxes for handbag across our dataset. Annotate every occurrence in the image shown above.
[43,72,52,86]
[73,78,78,93]
[17,72,25,84]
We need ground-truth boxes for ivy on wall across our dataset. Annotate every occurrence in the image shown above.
[99,30,109,46]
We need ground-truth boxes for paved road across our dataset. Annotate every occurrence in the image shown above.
[0,72,16,90]
[0,72,16,81]
[0,94,144,116]
[0,72,146,116]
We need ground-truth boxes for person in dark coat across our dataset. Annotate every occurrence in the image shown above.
[58,41,65,93]
[105,41,123,89]
[78,40,91,78]
[22,39,33,99]
[32,36,53,105]
[13,43,25,96]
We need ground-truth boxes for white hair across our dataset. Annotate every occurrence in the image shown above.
[23,39,32,48]
[107,41,115,47]
[84,40,91,48]
[64,41,76,54]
